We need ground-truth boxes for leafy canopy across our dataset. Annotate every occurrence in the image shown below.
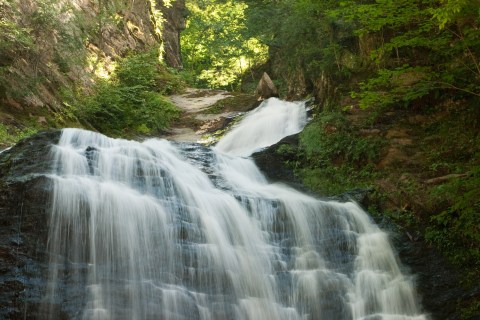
[181,0,268,89]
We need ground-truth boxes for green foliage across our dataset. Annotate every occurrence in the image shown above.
[0,0,90,101]
[243,0,355,95]
[0,124,38,146]
[334,0,480,108]
[116,51,160,89]
[299,164,377,196]
[353,66,435,109]
[73,50,182,136]
[181,0,268,89]
[301,112,384,166]
[298,111,384,195]
[430,0,476,30]
[423,107,480,270]
[426,166,480,267]
[0,20,35,54]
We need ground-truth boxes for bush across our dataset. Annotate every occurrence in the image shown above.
[0,124,38,147]
[427,166,480,268]
[300,112,384,166]
[297,111,385,195]
[75,50,183,136]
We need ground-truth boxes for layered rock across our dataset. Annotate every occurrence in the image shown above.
[0,131,60,319]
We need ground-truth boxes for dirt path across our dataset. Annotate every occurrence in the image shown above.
[163,88,258,142]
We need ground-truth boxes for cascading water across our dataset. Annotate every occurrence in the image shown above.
[215,97,308,156]
[45,98,427,319]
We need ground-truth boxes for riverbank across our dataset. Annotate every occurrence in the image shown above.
[162,88,259,143]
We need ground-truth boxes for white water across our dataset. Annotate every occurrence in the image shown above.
[45,98,427,319]
[215,98,307,156]
[0,146,11,154]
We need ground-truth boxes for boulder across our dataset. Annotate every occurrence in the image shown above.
[255,72,279,100]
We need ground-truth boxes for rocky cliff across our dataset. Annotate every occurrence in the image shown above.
[0,0,186,132]
[157,0,187,69]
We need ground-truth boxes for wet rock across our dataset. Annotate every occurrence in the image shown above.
[252,134,300,184]
[196,116,232,134]
[0,130,60,319]
[386,221,480,320]
[330,188,373,207]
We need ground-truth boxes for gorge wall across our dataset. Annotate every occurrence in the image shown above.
[0,0,185,133]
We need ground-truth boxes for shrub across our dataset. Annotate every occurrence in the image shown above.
[297,111,385,195]
[75,50,183,136]
[300,112,384,166]
[427,166,480,268]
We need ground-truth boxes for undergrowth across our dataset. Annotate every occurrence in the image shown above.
[66,49,185,137]
[296,111,385,196]
[421,102,480,283]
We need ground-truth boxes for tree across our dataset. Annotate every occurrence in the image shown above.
[181,0,268,89]
[334,0,480,108]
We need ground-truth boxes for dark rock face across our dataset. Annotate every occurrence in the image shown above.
[380,219,480,320]
[0,130,61,319]
[252,134,301,185]
[157,0,187,69]
[402,235,474,317]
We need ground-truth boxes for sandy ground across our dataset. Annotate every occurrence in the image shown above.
[169,88,232,113]
[164,88,237,142]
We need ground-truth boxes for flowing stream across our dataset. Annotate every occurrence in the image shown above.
[45,98,427,319]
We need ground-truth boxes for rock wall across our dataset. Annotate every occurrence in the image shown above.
[0,131,61,319]
[0,0,185,129]
[157,0,187,69]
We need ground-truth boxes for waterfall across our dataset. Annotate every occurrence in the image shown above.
[0,146,11,154]
[45,98,427,319]
[215,97,308,156]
